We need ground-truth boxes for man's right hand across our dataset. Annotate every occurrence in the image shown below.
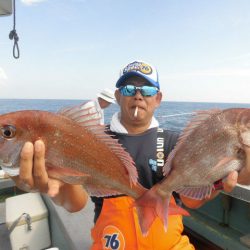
[12,140,64,196]
[12,140,88,212]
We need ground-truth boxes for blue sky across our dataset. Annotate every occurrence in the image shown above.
[0,0,249,103]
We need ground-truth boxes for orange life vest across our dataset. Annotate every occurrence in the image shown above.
[90,196,194,250]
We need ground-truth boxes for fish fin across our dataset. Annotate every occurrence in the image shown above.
[49,167,123,196]
[207,157,242,183]
[168,203,190,216]
[176,157,236,199]
[86,184,122,197]
[176,157,242,200]
[135,205,157,236]
[134,186,168,234]
[163,109,222,175]
[47,165,91,185]
[135,186,188,235]
[212,157,236,170]
[86,179,147,197]
[47,165,90,177]
[58,102,138,186]
[177,185,214,200]
[58,101,102,126]
[60,176,90,185]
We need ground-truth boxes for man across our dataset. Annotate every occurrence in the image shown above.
[13,60,250,249]
[83,88,115,125]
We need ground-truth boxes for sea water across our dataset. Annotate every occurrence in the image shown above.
[0,99,249,131]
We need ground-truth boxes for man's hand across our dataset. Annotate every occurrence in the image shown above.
[12,140,64,196]
[181,171,238,209]
[11,140,88,212]
[222,171,238,192]
[237,145,250,185]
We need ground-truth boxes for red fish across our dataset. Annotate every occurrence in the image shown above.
[137,108,250,231]
[0,103,185,235]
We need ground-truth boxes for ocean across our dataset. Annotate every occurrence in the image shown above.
[0,99,249,131]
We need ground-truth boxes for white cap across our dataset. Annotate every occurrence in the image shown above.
[97,88,116,104]
[116,60,160,89]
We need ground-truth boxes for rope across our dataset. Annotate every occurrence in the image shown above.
[9,0,20,59]
[8,213,32,234]
[160,112,194,118]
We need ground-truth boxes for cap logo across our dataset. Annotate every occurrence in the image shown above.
[123,62,152,75]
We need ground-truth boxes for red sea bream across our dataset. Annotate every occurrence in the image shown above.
[137,108,250,230]
[0,103,186,235]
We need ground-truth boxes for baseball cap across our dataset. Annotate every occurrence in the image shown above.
[115,60,160,89]
[97,88,116,104]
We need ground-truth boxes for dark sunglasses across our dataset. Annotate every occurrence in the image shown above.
[119,85,159,97]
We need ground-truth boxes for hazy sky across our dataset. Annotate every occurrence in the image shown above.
[0,0,249,103]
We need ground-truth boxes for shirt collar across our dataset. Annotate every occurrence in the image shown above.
[110,112,159,134]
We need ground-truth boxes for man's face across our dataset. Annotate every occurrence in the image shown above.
[115,76,162,127]
[98,97,111,109]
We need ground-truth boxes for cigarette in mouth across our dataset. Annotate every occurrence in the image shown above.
[134,106,138,117]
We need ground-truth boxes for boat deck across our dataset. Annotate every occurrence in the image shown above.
[1,177,250,250]
[43,195,94,250]
[0,202,11,250]
[0,193,94,250]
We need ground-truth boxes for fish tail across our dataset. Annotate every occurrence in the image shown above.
[135,185,170,235]
[135,185,189,235]
[135,203,158,236]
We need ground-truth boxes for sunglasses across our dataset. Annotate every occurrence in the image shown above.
[119,85,159,97]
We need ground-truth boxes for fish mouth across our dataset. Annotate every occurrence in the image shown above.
[0,160,19,176]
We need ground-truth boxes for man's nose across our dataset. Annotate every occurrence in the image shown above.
[134,89,143,99]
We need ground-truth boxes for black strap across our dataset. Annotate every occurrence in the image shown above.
[155,128,166,181]
[156,128,182,204]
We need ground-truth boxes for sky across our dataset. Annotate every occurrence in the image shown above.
[0,0,250,103]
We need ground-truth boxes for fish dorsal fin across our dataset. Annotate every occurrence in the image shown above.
[163,109,221,175]
[58,102,102,126]
[58,102,138,186]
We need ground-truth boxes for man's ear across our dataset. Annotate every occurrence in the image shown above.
[115,89,121,105]
[155,91,162,108]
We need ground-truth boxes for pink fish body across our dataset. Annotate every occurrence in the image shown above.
[0,105,143,198]
[0,104,186,235]
[137,108,250,230]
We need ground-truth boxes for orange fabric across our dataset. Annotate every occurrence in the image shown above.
[91,196,195,250]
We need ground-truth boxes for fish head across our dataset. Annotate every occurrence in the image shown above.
[0,111,39,176]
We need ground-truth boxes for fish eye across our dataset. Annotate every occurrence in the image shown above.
[1,125,16,139]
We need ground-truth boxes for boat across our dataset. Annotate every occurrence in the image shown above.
[0,174,94,250]
[1,1,250,249]
[1,172,250,250]
[183,184,250,250]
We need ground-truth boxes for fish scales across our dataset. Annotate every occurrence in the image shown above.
[0,109,141,198]
[0,103,189,235]
[163,108,248,191]
[136,108,250,231]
